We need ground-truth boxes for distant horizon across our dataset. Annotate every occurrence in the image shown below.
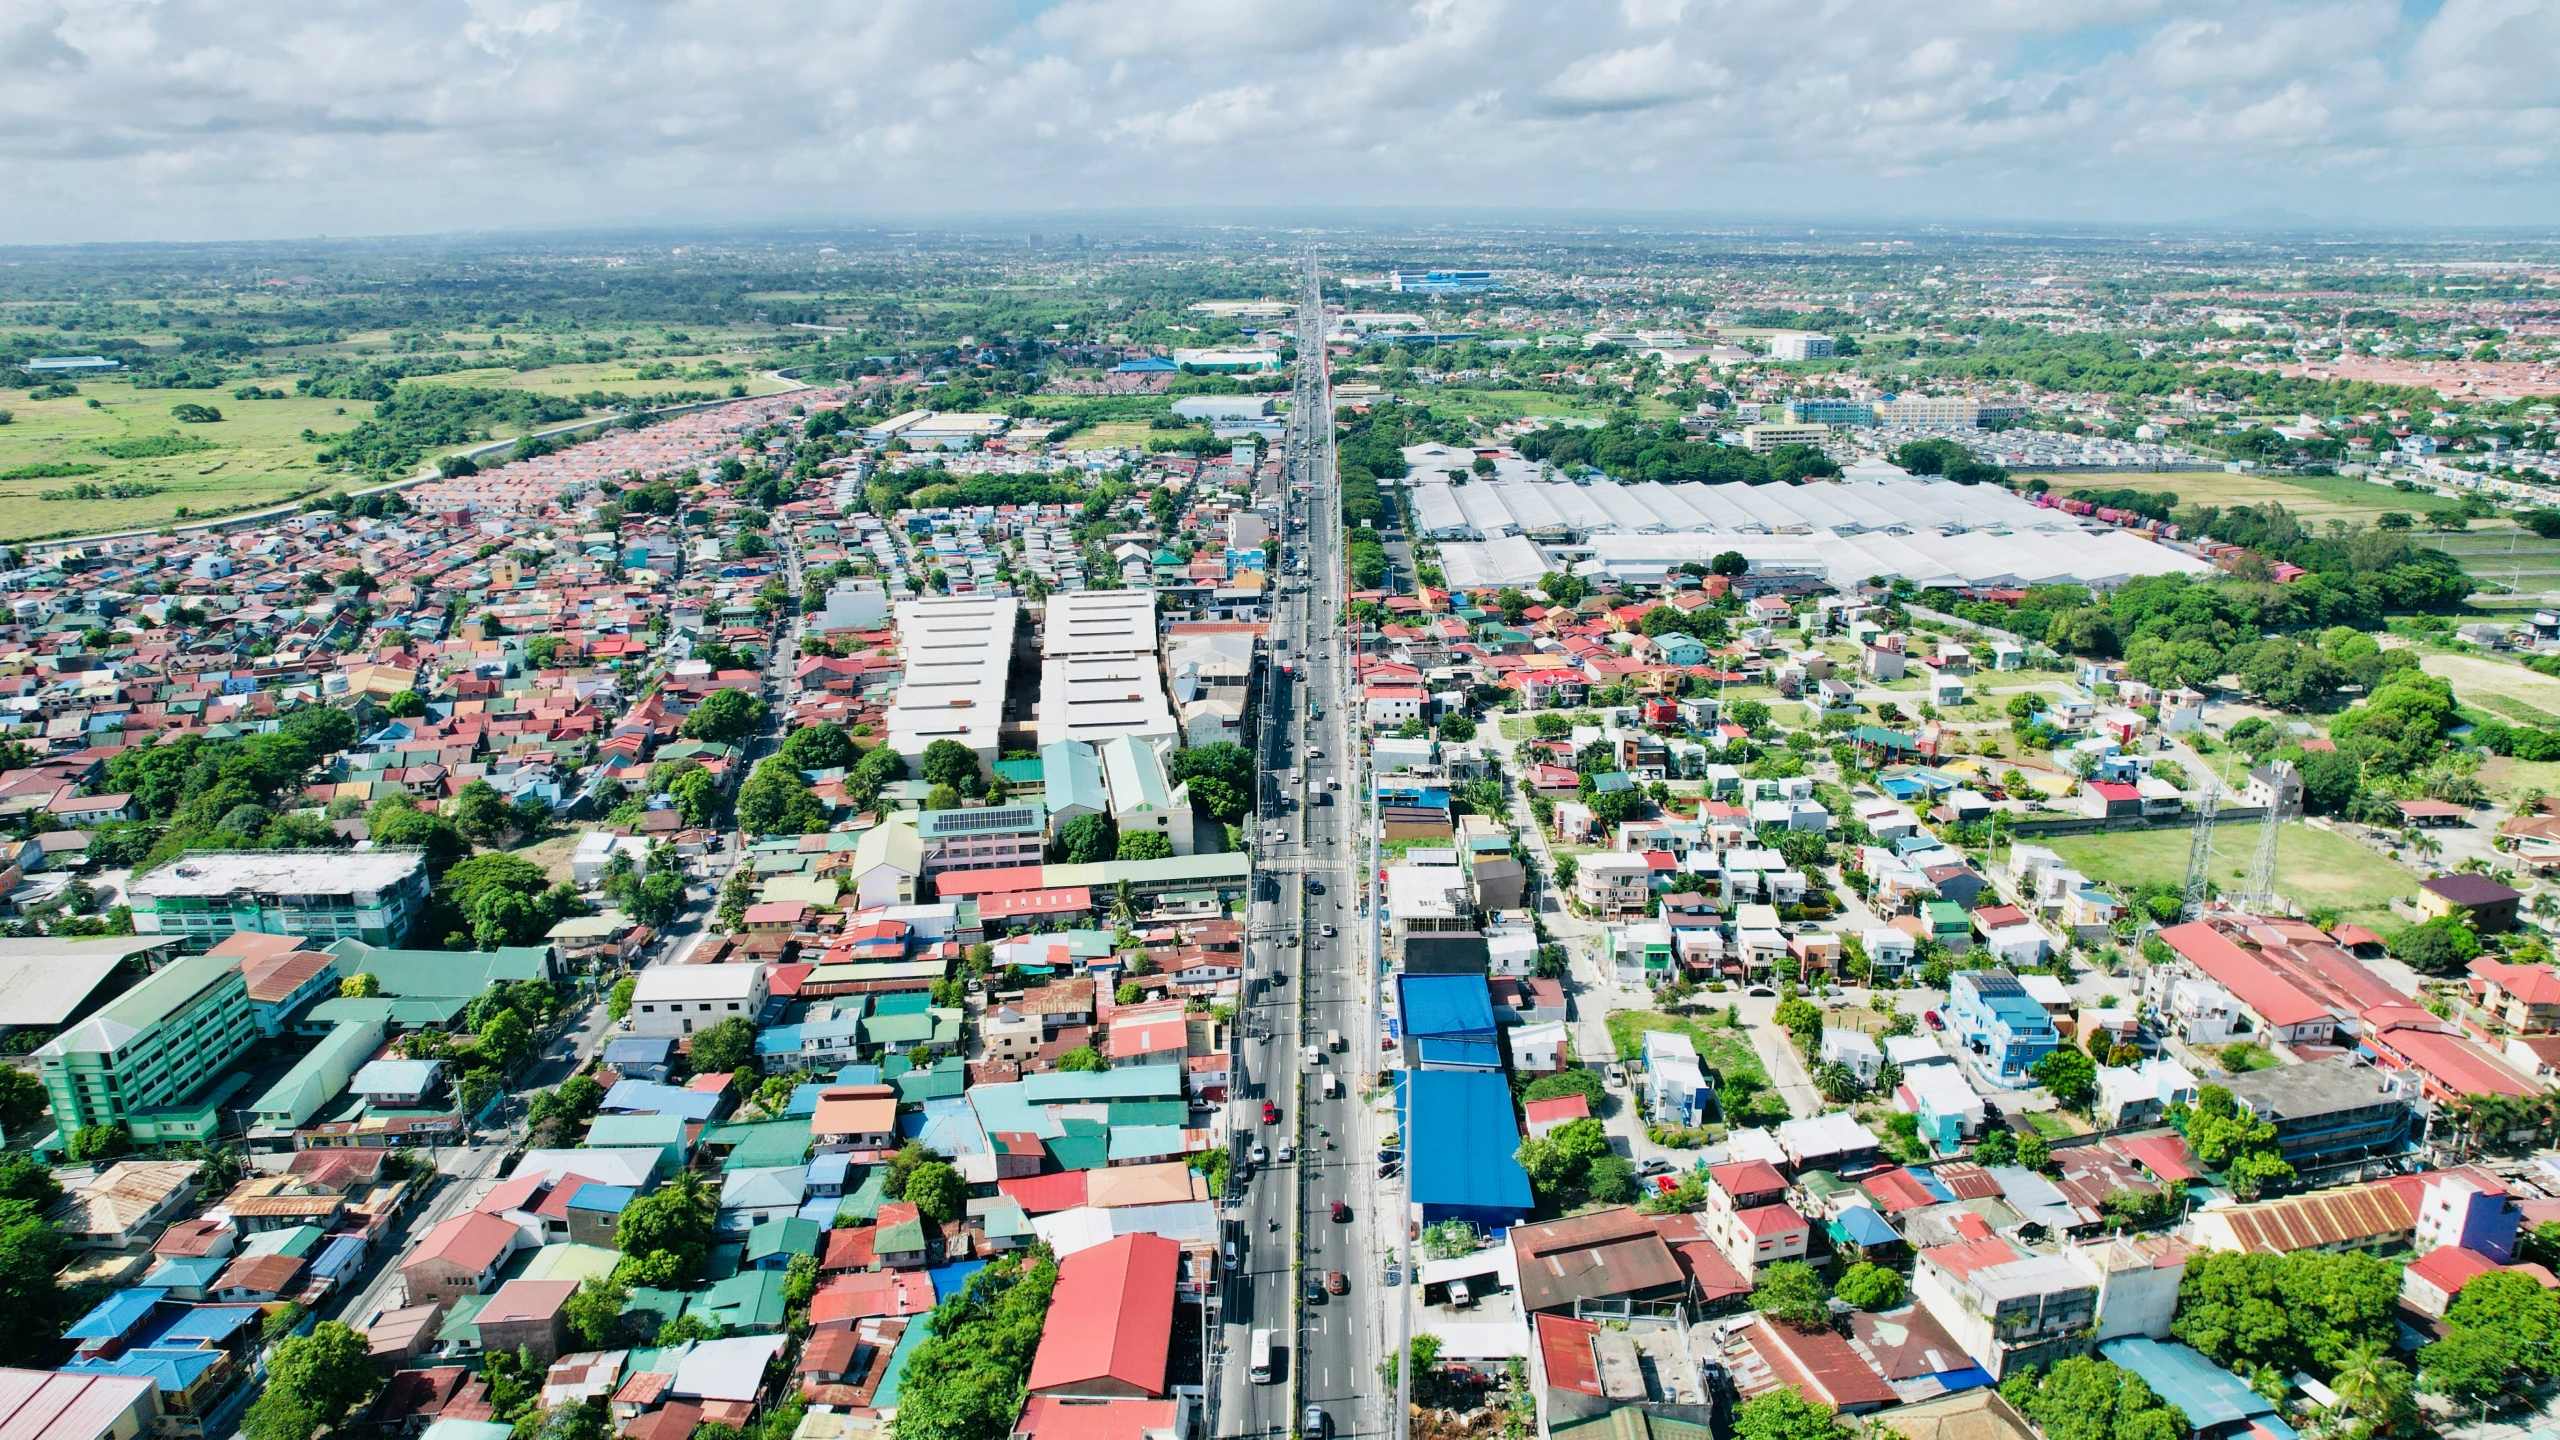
[4,3,2556,245]
[5,207,2560,258]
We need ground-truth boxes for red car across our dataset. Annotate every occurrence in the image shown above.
[1262,1101,1280,1125]
[1330,1200,1350,1222]
[1924,1010,1945,1031]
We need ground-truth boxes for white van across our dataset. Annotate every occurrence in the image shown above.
[1325,1029,1342,1053]
[1322,1073,1341,1100]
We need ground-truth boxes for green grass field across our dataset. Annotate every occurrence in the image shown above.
[2016,469,2452,529]
[0,354,790,542]
[1604,1008,1789,1125]
[2046,821,2416,933]
[2421,651,2560,726]
[0,382,365,541]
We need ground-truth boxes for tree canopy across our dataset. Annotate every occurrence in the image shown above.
[2172,1249,2401,1381]
[680,688,767,745]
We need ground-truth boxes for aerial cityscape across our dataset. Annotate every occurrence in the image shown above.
[9,11,2560,1440]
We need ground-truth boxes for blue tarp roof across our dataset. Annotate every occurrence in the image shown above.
[928,1260,988,1301]
[568,1183,635,1215]
[2099,1339,2291,1435]
[1400,1070,1532,1225]
[1399,974,1496,1040]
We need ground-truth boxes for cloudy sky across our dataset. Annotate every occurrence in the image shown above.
[3,0,2555,243]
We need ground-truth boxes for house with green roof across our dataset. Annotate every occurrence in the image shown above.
[698,1119,813,1172]
[34,950,258,1149]
[993,757,1046,796]
[1039,741,1108,836]
[586,1113,690,1174]
[1100,735,1192,857]
[835,1168,888,1223]
[1043,1118,1110,1171]
[888,1055,966,1104]
[619,1288,688,1338]
[862,1006,962,1057]
[247,1016,385,1131]
[1038,852,1251,901]
[968,1196,1036,1251]
[745,1217,821,1270]
[318,941,554,1015]
[849,816,923,910]
[518,1243,622,1285]
[1021,1064,1185,1105]
[686,1269,790,1332]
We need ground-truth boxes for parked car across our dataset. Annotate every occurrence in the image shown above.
[1924,1010,1946,1031]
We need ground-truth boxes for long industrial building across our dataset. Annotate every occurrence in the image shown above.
[1035,590,1177,752]
[1418,470,2208,591]
[886,595,1020,772]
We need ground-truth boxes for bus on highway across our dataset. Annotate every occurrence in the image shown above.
[1249,1328,1276,1384]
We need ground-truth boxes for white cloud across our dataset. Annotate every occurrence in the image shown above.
[0,0,2551,241]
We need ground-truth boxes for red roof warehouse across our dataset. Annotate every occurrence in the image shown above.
[1026,1233,1180,1399]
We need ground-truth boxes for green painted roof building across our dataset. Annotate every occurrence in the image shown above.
[34,951,258,1143]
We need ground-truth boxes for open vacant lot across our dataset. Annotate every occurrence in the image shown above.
[2421,650,2560,725]
[2047,821,2414,933]
[2019,469,2470,530]
[0,381,364,541]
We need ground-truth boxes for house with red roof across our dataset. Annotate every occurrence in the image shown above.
[1025,1233,1179,1399]
[2401,1244,2503,1318]
[2153,921,2336,1047]
[1523,1095,1589,1140]
[2470,957,2560,1034]
[1704,1161,1807,1280]
[399,1210,526,1299]
[2358,1005,2541,1105]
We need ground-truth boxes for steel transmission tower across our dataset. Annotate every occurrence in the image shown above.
[2181,779,2219,921]
[2242,760,2294,912]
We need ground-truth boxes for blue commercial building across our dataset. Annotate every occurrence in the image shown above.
[1398,974,1500,1072]
[1948,969,2060,1088]
[1400,1070,1532,1231]
[2098,1339,2298,1440]
[1784,399,1875,426]
[1387,270,1497,294]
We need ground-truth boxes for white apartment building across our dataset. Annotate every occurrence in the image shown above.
[627,964,769,1039]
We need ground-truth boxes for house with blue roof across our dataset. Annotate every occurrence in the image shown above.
[2099,1338,2298,1440]
[601,1036,674,1083]
[600,1079,724,1124]
[1399,974,1501,1072]
[1948,969,2061,1088]
[1401,1070,1533,1230]
[756,1010,868,1072]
